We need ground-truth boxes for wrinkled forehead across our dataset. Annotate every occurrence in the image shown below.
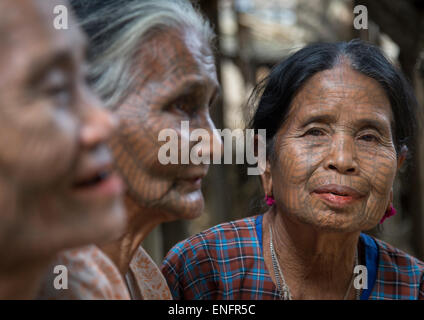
[0,0,85,73]
[289,64,393,122]
[138,26,217,84]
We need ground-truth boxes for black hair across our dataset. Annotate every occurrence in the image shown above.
[249,39,418,159]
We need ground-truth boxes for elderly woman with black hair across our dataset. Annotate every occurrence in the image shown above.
[162,40,424,300]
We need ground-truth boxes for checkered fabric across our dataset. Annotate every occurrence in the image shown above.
[161,215,424,300]
[370,237,424,300]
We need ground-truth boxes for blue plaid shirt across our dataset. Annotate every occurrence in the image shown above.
[161,215,424,300]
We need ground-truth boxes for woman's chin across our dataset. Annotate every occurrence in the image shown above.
[294,209,367,233]
[61,198,128,247]
[166,189,205,220]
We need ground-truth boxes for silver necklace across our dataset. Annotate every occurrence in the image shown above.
[268,225,360,300]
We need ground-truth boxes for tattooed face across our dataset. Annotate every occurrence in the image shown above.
[110,27,221,220]
[0,0,125,267]
[268,63,399,232]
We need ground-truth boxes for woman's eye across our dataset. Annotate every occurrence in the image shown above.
[169,100,195,116]
[47,85,67,96]
[175,102,186,111]
[359,134,378,142]
[305,128,324,136]
[172,102,187,113]
[46,84,71,106]
[40,69,73,107]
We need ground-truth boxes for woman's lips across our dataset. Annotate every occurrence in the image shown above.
[313,192,356,208]
[71,171,124,200]
[177,167,208,191]
[179,177,203,190]
[312,184,364,209]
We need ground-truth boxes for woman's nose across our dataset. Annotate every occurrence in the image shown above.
[194,115,223,162]
[324,135,358,174]
[79,95,119,149]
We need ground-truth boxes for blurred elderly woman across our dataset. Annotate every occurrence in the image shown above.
[0,0,125,299]
[162,40,424,300]
[39,0,222,299]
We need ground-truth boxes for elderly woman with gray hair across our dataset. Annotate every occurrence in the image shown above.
[39,0,222,299]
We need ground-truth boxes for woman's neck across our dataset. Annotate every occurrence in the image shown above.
[0,260,50,299]
[100,194,164,277]
[264,208,361,299]
[0,181,45,299]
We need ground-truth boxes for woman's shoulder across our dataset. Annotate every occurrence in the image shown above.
[38,245,130,300]
[165,215,260,256]
[162,215,263,268]
[161,215,265,299]
[372,236,424,272]
[368,236,424,299]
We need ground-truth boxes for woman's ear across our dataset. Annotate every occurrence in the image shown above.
[260,159,273,196]
[386,188,393,211]
[397,145,408,171]
[254,133,272,194]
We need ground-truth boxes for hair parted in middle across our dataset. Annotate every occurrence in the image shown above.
[248,39,418,160]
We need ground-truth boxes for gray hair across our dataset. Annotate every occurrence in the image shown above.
[71,0,215,109]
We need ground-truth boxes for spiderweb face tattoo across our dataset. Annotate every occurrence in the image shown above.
[269,63,397,232]
[110,27,221,221]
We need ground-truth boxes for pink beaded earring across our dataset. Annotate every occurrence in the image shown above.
[380,205,397,224]
[265,195,275,206]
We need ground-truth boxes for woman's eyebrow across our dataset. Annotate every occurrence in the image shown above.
[300,113,337,127]
[161,77,208,105]
[354,118,390,135]
[26,50,72,86]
